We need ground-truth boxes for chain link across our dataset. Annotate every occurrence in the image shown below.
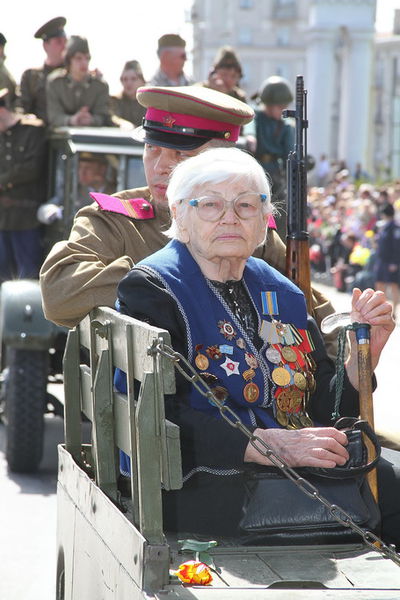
[150,339,400,567]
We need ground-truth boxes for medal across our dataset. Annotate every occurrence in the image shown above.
[281,346,297,363]
[289,413,303,429]
[298,413,313,427]
[244,382,260,403]
[236,337,246,349]
[194,345,209,370]
[218,320,236,340]
[305,371,316,392]
[276,386,303,412]
[276,408,289,427]
[265,346,281,364]
[206,345,223,360]
[245,352,258,369]
[220,357,240,376]
[219,344,234,355]
[272,366,291,386]
[209,385,229,406]
[293,371,307,391]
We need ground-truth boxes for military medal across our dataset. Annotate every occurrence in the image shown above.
[194,344,209,370]
[236,337,246,349]
[265,346,281,364]
[298,414,313,427]
[261,290,279,316]
[206,345,223,360]
[218,320,236,340]
[276,408,289,427]
[245,352,258,369]
[281,346,297,363]
[220,357,240,376]
[209,385,229,406]
[293,371,307,391]
[305,371,316,392]
[272,365,291,386]
[243,382,260,403]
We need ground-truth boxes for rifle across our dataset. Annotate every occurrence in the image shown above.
[282,75,313,314]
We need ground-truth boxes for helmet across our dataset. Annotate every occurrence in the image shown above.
[259,76,293,106]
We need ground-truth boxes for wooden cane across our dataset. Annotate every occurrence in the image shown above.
[353,323,379,503]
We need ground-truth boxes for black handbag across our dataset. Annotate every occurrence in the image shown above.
[239,418,382,545]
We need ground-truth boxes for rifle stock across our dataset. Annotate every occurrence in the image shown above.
[283,76,313,314]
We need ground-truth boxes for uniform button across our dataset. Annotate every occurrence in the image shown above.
[5,155,11,160]
[5,130,11,136]
[19,146,24,151]
[5,142,11,148]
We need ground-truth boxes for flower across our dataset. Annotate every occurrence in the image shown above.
[173,560,213,585]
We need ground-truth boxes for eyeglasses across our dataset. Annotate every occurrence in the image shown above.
[187,192,267,222]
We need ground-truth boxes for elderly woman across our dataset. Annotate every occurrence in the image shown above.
[117,148,399,543]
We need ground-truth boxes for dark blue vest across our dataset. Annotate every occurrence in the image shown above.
[138,240,307,429]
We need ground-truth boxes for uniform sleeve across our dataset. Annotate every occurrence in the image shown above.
[40,207,133,327]
[0,125,46,188]
[90,81,112,127]
[19,70,34,114]
[117,268,252,473]
[46,79,71,127]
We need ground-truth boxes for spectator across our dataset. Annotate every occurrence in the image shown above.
[149,34,193,87]
[0,88,47,282]
[245,75,295,239]
[19,17,67,122]
[200,46,247,102]
[110,60,146,127]
[46,36,111,128]
[315,154,331,187]
[0,33,16,108]
[374,203,400,319]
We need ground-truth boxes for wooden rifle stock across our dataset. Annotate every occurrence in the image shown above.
[283,75,313,314]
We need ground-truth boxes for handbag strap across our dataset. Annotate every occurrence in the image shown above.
[305,417,381,479]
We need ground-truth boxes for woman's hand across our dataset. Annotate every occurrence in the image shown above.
[345,287,395,388]
[244,427,349,468]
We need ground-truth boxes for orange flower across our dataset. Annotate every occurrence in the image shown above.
[174,560,213,585]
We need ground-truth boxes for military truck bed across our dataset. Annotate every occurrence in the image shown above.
[57,445,400,600]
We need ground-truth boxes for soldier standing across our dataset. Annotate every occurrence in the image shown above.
[19,17,67,122]
[149,34,193,87]
[0,34,16,107]
[201,46,247,103]
[0,89,47,282]
[46,35,111,128]
[246,76,295,239]
[110,60,146,127]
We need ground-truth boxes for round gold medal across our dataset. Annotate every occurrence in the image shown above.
[271,366,291,386]
[293,371,307,391]
[276,408,289,427]
[281,346,297,362]
[305,372,316,392]
[298,413,313,427]
[195,353,209,370]
[243,382,260,403]
[289,413,302,429]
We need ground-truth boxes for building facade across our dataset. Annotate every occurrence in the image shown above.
[191,0,400,179]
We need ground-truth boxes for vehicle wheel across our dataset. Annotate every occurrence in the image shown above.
[5,348,49,473]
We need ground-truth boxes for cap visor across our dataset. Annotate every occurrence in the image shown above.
[131,125,209,151]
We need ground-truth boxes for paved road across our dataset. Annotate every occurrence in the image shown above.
[0,283,398,599]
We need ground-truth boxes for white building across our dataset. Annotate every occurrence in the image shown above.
[191,0,384,177]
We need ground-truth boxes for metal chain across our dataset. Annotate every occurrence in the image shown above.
[149,339,400,567]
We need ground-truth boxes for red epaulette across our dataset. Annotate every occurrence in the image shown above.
[90,192,155,220]
[267,215,277,230]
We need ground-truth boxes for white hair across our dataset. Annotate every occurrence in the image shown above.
[164,147,274,240]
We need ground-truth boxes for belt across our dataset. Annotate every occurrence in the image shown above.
[257,153,279,163]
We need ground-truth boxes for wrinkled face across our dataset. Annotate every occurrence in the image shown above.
[143,143,205,207]
[121,69,144,98]
[69,52,90,80]
[177,179,268,263]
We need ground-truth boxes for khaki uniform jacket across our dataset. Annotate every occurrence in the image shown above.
[46,70,112,128]
[110,94,146,127]
[19,63,60,122]
[0,58,16,107]
[0,116,47,230]
[40,185,336,358]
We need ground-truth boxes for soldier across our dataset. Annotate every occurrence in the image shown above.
[201,46,247,103]
[149,34,193,87]
[46,36,111,128]
[19,17,67,122]
[0,34,16,107]
[0,89,47,282]
[110,60,146,127]
[246,76,295,239]
[40,85,335,357]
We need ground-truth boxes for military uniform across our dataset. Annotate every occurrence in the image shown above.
[46,70,111,128]
[110,94,146,127]
[0,58,16,107]
[0,113,47,280]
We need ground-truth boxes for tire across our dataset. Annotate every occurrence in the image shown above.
[5,348,49,473]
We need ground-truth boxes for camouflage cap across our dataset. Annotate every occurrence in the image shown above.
[213,46,243,77]
[158,33,186,50]
[34,17,66,41]
[133,85,254,150]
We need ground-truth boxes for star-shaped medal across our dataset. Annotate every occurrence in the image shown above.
[220,357,240,376]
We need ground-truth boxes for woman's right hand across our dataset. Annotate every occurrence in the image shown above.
[244,427,349,468]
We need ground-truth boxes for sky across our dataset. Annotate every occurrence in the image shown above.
[2,0,400,96]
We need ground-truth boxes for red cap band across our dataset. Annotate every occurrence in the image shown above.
[145,107,240,141]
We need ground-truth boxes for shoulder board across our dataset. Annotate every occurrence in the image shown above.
[47,68,67,82]
[267,215,277,230]
[19,115,45,127]
[90,192,155,220]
